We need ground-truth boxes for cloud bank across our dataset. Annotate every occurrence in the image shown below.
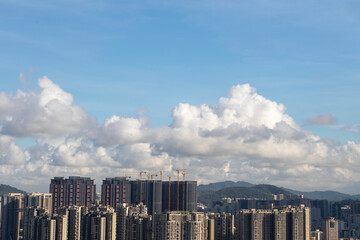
[0,77,359,193]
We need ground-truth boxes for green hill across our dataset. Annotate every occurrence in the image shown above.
[252,184,290,195]
[0,184,27,196]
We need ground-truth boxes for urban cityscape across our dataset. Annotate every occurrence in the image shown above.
[1,172,360,240]
[1,1,360,240]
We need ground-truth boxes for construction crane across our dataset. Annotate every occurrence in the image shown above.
[139,171,147,180]
[176,169,186,211]
[148,174,158,180]
[146,169,165,181]
[181,171,186,181]
[122,171,140,180]
[121,171,139,180]
[159,169,164,181]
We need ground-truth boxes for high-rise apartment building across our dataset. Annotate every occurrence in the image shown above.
[38,215,57,240]
[100,177,197,215]
[81,205,116,240]
[23,207,51,240]
[207,212,234,240]
[58,205,82,240]
[132,180,163,215]
[0,196,2,237]
[101,177,131,209]
[23,207,40,240]
[50,176,96,213]
[55,212,68,240]
[153,211,207,240]
[101,178,163,215]
[323,218,338,240]
[311,200,329,219]
[25,193,53,215]
[235,206,311,240]
[116,202,152,240]
[1,193,22,240]
[162,181,197,212]
[23,207,57,240]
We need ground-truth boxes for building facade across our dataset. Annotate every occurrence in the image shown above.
[323,218,338,240]
[1,193,22,240]
[50,176,96,213]
[153,211,207,240]
[162,181,197,212]
[235,206,311,240]
[207,213,235,240]
[116,202,152,240]
[101,177,131,210]
[81,205,116,240]
[131,180,163,215]
[25,193,53,215]
[100,177,198,216]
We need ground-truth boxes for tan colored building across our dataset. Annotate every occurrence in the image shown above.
[58,205,82,240]
[323,218,338,240]
[90,215,106,240]
[23,207,46,240]
[23,209,56,240]
[154,211,207,240]
[55,213,68,240]
[311,229,324,240]
[25,193,53,215]
[207,212,234,240]
[116,203,152,240]
[82,205,116,240]
[235,205,311,240]
[39,216,56,240]
[1,193,22,240]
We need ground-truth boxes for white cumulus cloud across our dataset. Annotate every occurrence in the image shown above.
[0,77,91,137]
[1,77,360,193]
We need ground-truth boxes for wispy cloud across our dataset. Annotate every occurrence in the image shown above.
[303,113,338,126]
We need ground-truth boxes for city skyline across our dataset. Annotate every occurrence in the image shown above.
[1,1,360,194]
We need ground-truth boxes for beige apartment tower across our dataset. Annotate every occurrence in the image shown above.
[207,212,235,240]
[25,193,53,215]
[323,218,338,240]
[154,211,207,240]
[235,206,311,240]
[1,193,22,240]
[39,216,56,240]
[116,203,152,240]
[82,205,116,240]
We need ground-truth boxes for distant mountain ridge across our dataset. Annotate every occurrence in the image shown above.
[284,187,360,201]
[198,181,253,191]
[198,184,291,206]
[300,191,359,201]
[198,181,360,204]
[0,184,27,195]
[1,181,358,203]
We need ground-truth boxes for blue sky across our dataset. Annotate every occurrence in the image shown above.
[1,0,360,193]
